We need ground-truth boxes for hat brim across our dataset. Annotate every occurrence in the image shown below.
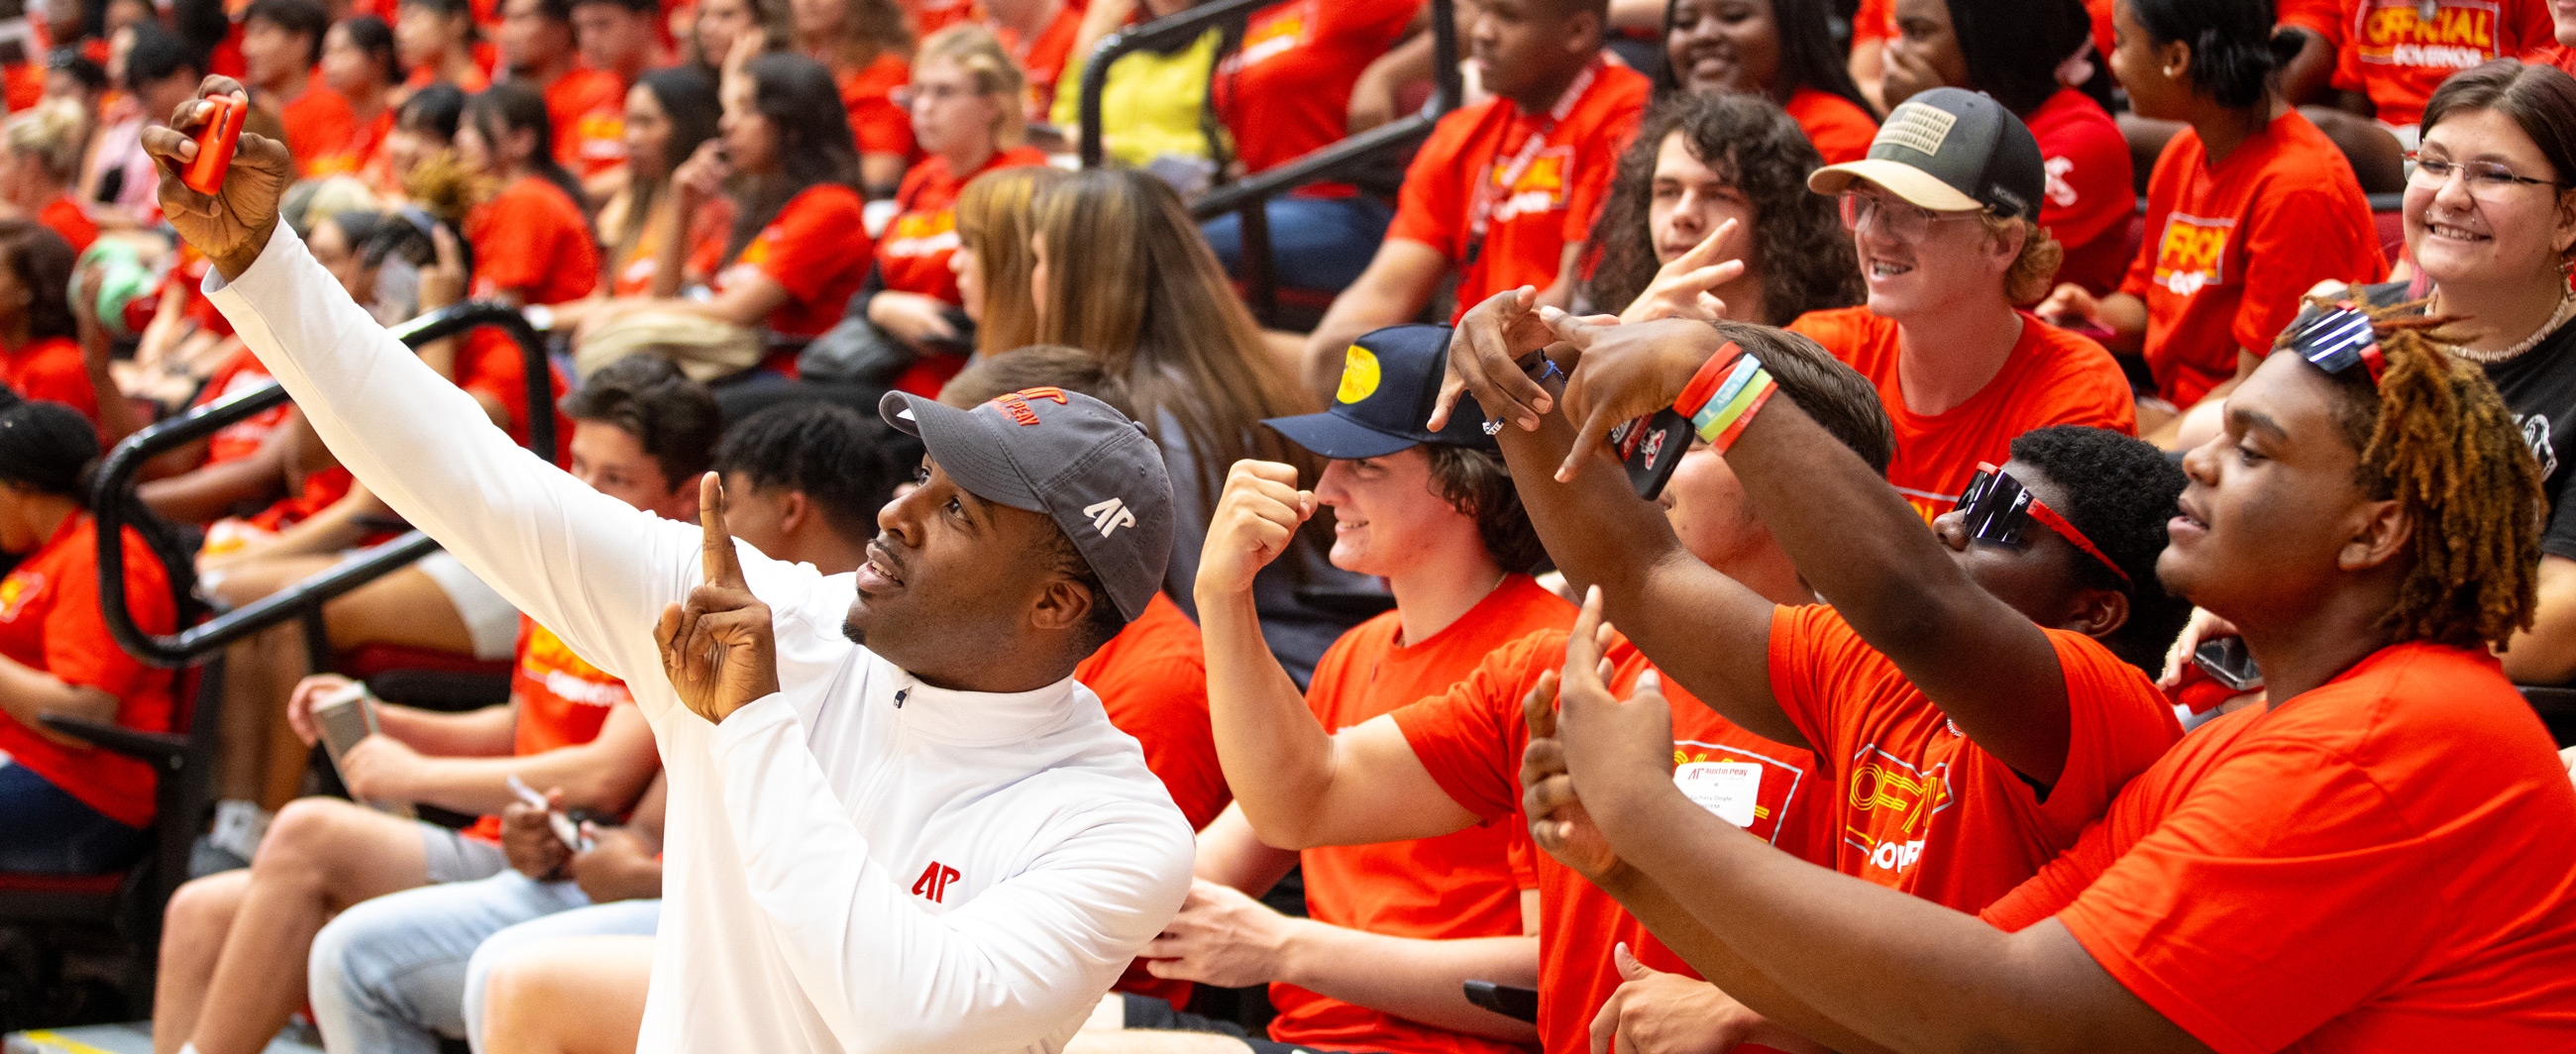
[1260,412,1421,460]
[1808,159,1984,213]
[878,391,1045,512]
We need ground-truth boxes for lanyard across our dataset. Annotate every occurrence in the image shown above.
[1463,59,1598,267]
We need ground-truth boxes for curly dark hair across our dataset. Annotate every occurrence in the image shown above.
[2007,425,2191,674]
[0,221,76,343]
[1421,444,1549,576]
[1580,92,1861,326]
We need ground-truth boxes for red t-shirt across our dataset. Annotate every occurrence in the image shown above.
[37,195,98,256]
[715,182,873,343]
[546,66,630,179]
[2327,0,2553,127]
[463,616,637,841]
[1387,57,1651,319]
[2025,88,2133,296]
[836,52,915,159]
[877,146,1049,304]
[405,60,492,93]
[2119,110,2385,408]
[2,336,98,429]
[1002,3,1084,120]
[1394,627,1829,1054]
[467,174,601,306]
[2279,0,2345,37]
[1788,307,2135,520]
[1767,604,2179,912]
[1275,575,1575,1054]
[1781,87,1876,165]
[1213,0,1419,197]
[608,197,736,298]
[904,0,983,37]
[457,326,575,463]
[306,107,397,180]
[0,513,177,828]
[1074,591,1228,831]
[194,348,290,466]
[1984,643,2576,1052]
[279,82,359,178]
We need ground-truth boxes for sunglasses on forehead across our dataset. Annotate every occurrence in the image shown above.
[2284,302,2387,383]
[1953,463,2129,583]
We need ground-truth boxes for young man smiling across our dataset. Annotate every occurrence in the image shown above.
[147,82,1195,1054]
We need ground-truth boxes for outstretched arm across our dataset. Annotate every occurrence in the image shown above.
[152,78,701,691]
[1534,310,2080,786]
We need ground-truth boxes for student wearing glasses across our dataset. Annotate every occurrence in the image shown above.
[2037,0,2383,434]
[1785,87,2135,524]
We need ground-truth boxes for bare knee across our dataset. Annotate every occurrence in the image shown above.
[252,797,376,891]
[162,870,251,945]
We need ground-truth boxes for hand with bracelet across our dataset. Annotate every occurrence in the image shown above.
[1530,308,1755,482]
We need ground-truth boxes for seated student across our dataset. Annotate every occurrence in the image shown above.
[571,0,659,89]
[1579,91,1863,324]
[308,17,404,181]
[1197,0,1418,296]
[152,355,702,1054]
[2290,0,2550,144]
[981,0,1079,121]
[0,400,189,875]
[308,383,899,1054]
[1519,301,2576,1054]
[857,26,1047,394]
[241,0,357,176]
[2039,0,2384,438]
[1654,0,1878,164]
[399,0,493,92]
[1869,0,2132,296]
[495,0,627,185]
[580,68,726,307]
[1200,317,1892,1054]
[4,100,100,254]
[1078,325,1568,1054]
[679,0,789,78]
[375,82,469,203]
[795,0,913,197]
[459,83,600,307]
[461,777,669,1054]
[1047,0,1228,175]
[1790,88,2134,521]
[590,53,869,375]
[1299,0,1651,397]
[950,165,1063,355]
[0,223,97,429]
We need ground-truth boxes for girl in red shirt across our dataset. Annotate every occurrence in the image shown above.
[459,81,602,305]
[584,67,729,306]
[374,82,469,201]
[0,222,97,429]
[2,99,99,256]
[396,0,491,92]
[1654,0,1878,164]
[794,0,915,196]
[313,16,404,179]
[0,400,189,874]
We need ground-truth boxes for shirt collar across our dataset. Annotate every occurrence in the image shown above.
[889,666,1082,744]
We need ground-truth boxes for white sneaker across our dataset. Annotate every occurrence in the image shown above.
[208,799,273,862]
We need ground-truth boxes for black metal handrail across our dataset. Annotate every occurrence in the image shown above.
[1076,0,1461,323]
[94,301,555,668]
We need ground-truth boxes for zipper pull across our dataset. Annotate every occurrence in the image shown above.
[894,687,909,709]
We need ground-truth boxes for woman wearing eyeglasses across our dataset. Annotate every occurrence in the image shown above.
[2035,0,2383,438]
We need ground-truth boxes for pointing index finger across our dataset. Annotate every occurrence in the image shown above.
[698,472,744,587]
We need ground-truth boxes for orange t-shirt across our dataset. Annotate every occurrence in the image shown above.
[405,59,492,93]
[835,52,914,159]
[1983,642,2576,1052]
[876,146,1048,305]
[2025,87,2134,296]
[1788,307,2135,520]
[37,195,98,256]
[1394,627,1828,1054]
[2118,110,2385,408]
[306,106,397,180]
[715,182,873,344]
[1386,57,1651,319]
[464,616,638,842]
[2,335,99,429]
[279,82,360,177]
[1211,0,1419,197]
[467,174,601,306]
[1766,604,2180,912]
[1276,575,1575,1054]
[547,66,629,179]
[1781,87,1876,165]
[194,348,291,466]
[0,513,177,828]
[2327,0,2553,127]
[608,196,736,298]
[457,326,575,463]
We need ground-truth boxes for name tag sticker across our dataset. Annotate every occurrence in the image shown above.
[1674,761,1762,827]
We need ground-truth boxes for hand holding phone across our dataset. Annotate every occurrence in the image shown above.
[507,774,594,852]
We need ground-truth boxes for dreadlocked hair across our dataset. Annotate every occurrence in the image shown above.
[2290,293,2541,650]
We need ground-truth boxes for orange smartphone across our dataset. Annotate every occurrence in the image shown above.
[180,93,246,195]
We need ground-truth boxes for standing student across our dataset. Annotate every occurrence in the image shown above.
[495,0,627,182]
[1654,0,1877,164]
[309,17,404,180]
[1518,294,2576,1054]
[150,80,1199,1053]
[458,82,600,306]
[241,0,356,176]
[1299,0,1650,398]
[2040,0,2385,430]
[1792,87,2134,522]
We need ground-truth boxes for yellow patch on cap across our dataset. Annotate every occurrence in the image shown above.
[1336,345,1381,404]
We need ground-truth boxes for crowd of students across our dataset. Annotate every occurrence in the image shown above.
[3,0,2576,1050]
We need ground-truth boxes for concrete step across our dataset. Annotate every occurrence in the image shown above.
[5,1022,323,1054]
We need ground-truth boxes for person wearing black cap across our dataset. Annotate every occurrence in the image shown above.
[1085,325,1573,1054]
[1788,86,2137,524]
[146,82,1195,1054]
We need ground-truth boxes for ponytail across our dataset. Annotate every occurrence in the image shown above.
[2127,0,2293,110]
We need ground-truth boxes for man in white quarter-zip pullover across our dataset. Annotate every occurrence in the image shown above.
[143,78,1198,1054]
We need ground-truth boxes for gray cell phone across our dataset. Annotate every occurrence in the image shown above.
[314,685,415,817]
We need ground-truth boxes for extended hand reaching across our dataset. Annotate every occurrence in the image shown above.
[139,76,295,281]
[656,473,779,723]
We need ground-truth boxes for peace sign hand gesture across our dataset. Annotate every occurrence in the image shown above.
[656,473,780,723]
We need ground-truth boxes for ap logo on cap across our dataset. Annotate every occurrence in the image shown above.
[1337,345,1381,404]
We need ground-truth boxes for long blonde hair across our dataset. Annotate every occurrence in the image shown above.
[956,164,1065,354]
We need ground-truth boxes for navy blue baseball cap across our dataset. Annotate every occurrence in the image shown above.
[1261,325,1495,459]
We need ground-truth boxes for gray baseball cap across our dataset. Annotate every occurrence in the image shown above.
[1807,87,2044,222]
[880,387,1173,622]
